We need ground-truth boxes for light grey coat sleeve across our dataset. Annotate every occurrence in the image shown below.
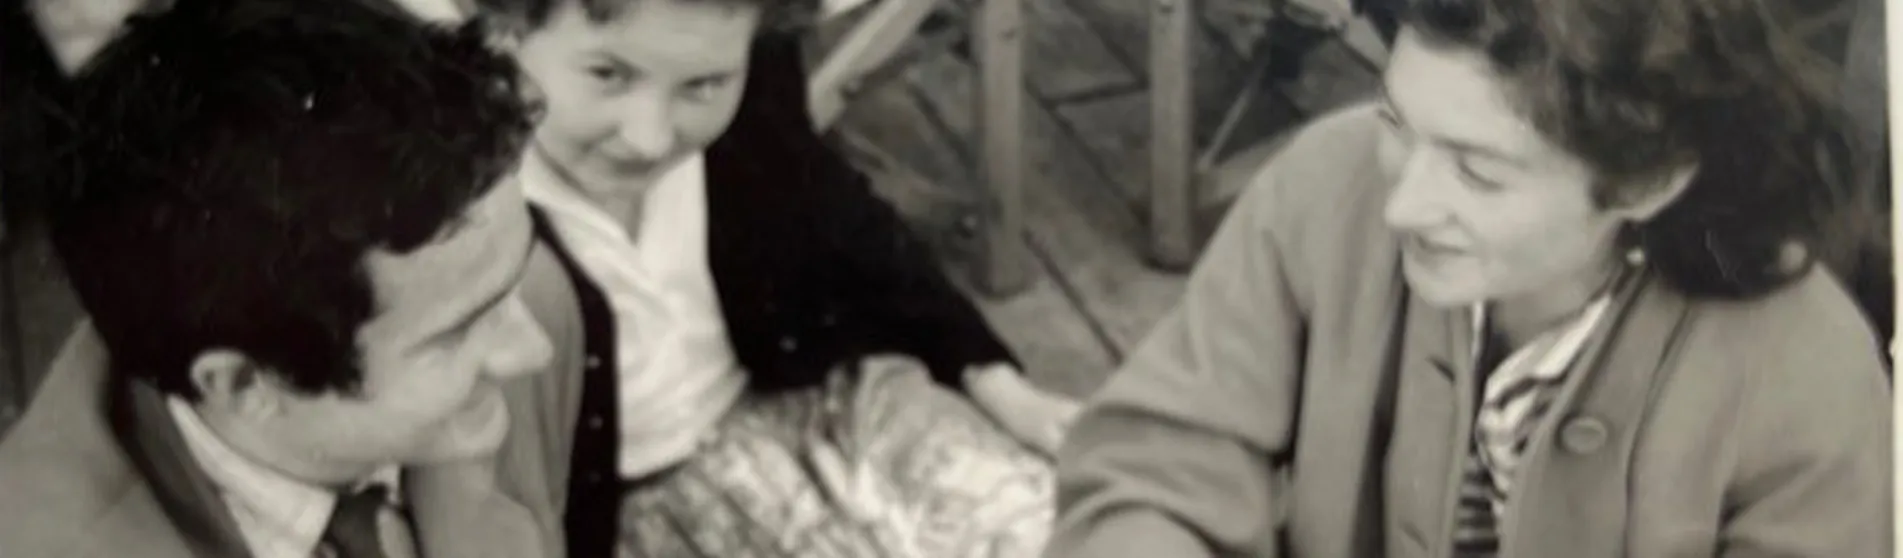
[1045,154,1311,558]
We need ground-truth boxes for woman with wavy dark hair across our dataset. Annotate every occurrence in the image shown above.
[1045,0,1891,556]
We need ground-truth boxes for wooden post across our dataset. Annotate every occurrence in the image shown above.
[972,0,1031,296]
[1148,0,1197,270]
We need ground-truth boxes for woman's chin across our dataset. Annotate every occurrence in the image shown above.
[1400,260,1485,308]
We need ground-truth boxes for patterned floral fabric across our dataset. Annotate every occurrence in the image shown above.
[615,355,1056,558]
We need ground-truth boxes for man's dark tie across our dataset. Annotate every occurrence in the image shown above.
[322,484,394,558]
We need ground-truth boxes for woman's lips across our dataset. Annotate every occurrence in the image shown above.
[1405,235,1469,263]
[603,157,660,177]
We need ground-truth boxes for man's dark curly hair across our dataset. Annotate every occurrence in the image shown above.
[49,0,536,398]
[1403,0,1857,299]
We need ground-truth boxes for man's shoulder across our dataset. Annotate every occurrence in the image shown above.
[0,399,178,557]
[0,467,196,558]
[0,323,198,557]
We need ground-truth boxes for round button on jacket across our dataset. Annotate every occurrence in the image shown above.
[1558,416,1610,454]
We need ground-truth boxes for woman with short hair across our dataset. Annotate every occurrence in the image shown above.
[1047,0,1891,556]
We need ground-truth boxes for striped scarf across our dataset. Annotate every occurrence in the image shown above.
[1450,292,1616,556]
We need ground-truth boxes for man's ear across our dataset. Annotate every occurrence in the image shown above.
[1612,162,1698,222]
[188,349,277,418]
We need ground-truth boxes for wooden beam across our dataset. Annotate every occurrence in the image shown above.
[807,0,944,132]
[972,0,1033,296]
[906,51,1185,381]
[1147,0,1197,270]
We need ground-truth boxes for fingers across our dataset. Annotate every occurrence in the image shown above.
[1037,392,1085,456]
[805,432,885,523]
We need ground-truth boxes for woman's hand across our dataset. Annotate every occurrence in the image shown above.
[964,363,1083,458]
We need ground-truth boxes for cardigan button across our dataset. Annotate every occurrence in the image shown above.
[1558,415,1610,454]
[779,336,799,352]
[585,355,602,370]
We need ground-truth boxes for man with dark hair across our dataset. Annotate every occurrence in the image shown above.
[0,2,556,557]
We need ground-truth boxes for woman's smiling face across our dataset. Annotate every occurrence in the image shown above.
[510,0,760,195]
[1376,28,1636,309]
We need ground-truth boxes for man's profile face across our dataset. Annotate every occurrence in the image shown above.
[259,179,552,467]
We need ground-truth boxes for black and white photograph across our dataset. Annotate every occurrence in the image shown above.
[0,0,1893,556]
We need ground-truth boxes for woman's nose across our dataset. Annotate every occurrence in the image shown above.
[616,98,677,161]
[1382,150,1451,231]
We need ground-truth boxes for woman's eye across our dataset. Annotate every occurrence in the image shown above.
[587,65,628,85]
[1456,159,1506,193]
[680,77,729,102]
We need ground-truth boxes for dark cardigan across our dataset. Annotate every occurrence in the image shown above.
[545,33,1022,557]
[541,32,1020,395]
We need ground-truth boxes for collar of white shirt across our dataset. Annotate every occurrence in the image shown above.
[518,146,706,261]
[166,397,402,558]
[1466,287,1618,403]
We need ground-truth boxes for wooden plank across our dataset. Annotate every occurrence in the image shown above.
[808,0,943,131]
[908,49,1188,360]
[972,0,1032,295]
[1067,0,1250,96]
[1022,0,1139,101]
[833,130,1114,396]
[827,58,1114,395]
[835,129,984,253]
[1277,40,1381,117]
[836,77,979,194]
[1053,94,1150,211]
[1060,0,1147,73]
[957,260,1117,398]
[1148,0,1197,269]
[1053,82,1299,218]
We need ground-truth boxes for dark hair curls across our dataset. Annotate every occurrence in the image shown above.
[1405,0,1856,298]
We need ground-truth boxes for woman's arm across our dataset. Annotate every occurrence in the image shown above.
[1047,161,1307,557]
